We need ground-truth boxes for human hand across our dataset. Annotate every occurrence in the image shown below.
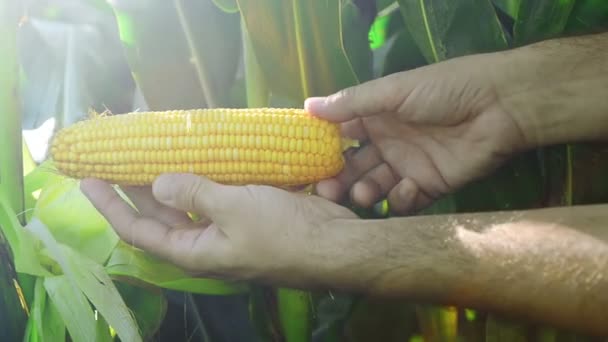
[80,174,358,285]
[306,54,527,214]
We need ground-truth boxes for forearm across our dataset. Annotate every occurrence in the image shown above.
[493,32,608,149]
[319,205,608,335]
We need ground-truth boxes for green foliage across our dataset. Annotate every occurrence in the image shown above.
[236,0,373,102]
[513,0,577,44]
[2,0,608,341]
[110,0,242,109]
[397,0,508,63]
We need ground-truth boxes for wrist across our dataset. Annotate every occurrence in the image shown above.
[490,33,608,149]
[313,217,471,299]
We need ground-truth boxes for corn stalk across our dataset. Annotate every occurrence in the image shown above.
[0,0,28,340]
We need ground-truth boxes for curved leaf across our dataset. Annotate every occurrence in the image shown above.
[564,0,608,33]
[115,281,167,340]
[397,0,508,63]
[277,288,311,342]
[109,0,242,109]
[212,0,239,13]
[236,0,373,102]
[492,0,520,19]
[44,275,108,342]
[105,241,248,295]
[513,0,576,45]
[27,219,143,342]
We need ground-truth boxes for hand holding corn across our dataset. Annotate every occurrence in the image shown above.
[79,32,608,335]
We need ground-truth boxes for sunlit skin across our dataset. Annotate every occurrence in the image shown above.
[81,32,608,335]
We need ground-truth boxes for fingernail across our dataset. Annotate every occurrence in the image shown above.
[304,97,327,112]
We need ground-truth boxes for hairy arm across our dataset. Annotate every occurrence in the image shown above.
[312,204,608,336]
[493,31,608,149]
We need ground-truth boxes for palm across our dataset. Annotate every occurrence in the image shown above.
[315,92,523,214]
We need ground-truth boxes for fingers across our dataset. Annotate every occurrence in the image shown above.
[80,178,220,271]
[349,164,399,208]
[316,144,384,202]
[304,72,407,122]
[152,173,243,223]
[340,118,368,141]
[121,186,194,228]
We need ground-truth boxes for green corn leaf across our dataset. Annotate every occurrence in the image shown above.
[31,276,66,342]
[242,17,270,108]
[115,281,167,340]
[43,275,109,342]
[397,0,508,63]
[493,0,521,18]
[414,305,458,342]
[513,0,576,45]
[34,177,119,265]
[236,0,373,103]
[105,241,248,295]
[212,0,239,13]
[30,277,47,341]
[277,288,312,342]
[248,286,283,341]
[109,0,242,109]
[564,0,608,33]
[341,1,374,83]
[0,0,25,224]
[0,196,50,277]
[370,3,427,76]
[378,25,428,76]
[27,218,143,342]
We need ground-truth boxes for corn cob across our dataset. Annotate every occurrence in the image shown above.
[50,108,346,187]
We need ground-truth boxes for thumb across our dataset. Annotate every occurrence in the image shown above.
[304,72,410,122]
[153,173,241,221]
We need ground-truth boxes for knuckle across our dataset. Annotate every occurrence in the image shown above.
[333,86,357,103]
[184,177,207,211]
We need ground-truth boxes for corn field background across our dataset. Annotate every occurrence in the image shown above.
[1,0,607,341]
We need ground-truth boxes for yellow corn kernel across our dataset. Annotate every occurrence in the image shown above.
[50,108,346,187]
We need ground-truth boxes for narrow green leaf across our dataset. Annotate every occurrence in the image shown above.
[37,277,67,342]
[564,0,608,33]
[493,0,521,18]
[0,237,27,342]
[236,0,372,102]
[106,241,248,295]
[31,277,47,341]
[0,0,25,224]
[242,17,270,108]
[44,275,108,342]
[27,219,142,342]
[34,176,119,264]
[212,0,239,13]
[115,281,167,340]
[248,286,282,341]
[0,196,50,277]
[379,28,428,75]
[397,0,508,63]
[414,305,458,342]
[109,0,242,109]
[513,0,576,45]
[341,1,373,83]
[277,288,312,342]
